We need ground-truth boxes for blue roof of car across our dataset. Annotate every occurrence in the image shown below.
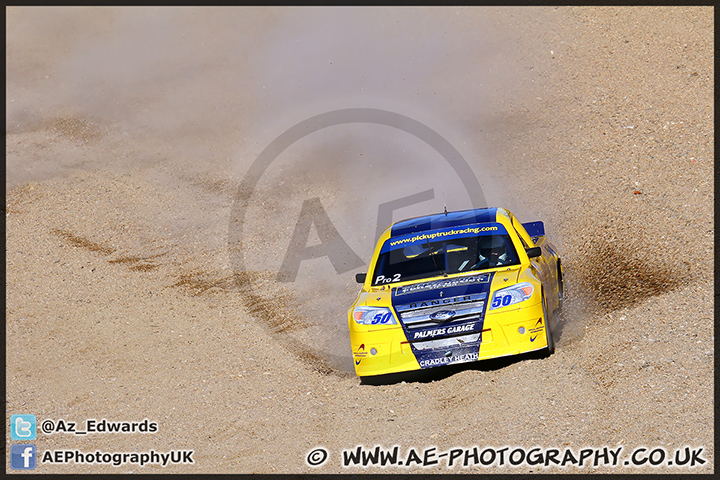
[390,207,498,237]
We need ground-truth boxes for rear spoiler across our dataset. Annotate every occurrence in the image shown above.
[522,221,545,238]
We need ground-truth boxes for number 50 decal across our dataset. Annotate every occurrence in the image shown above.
[491,294,513,308]
[372,312,393,324]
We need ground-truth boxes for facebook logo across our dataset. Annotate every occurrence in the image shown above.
[10,414,37,440]
[11,444,37,470]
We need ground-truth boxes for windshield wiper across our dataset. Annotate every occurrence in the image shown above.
[425,239,447,277]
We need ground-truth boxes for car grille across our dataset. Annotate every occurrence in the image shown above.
[394,293,486,330]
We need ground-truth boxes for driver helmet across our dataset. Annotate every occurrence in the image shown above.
[478,235,507,261]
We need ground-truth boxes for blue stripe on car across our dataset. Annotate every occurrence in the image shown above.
[390,207,498,237]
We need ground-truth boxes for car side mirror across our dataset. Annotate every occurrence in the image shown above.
[355,273,367,284]
[526,247,542,258]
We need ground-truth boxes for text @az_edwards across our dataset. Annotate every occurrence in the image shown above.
[41,418,158,435]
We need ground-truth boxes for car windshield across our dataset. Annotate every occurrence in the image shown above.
[371,233,519,286]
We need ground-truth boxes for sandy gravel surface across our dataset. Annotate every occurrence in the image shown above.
[6,6,713,474]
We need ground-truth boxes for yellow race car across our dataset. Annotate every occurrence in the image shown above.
[348,207,563,380]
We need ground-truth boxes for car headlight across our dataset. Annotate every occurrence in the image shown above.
[352,306,397,326]
[490,282,534,310]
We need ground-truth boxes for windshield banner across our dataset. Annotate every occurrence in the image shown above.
[381,223,508,253]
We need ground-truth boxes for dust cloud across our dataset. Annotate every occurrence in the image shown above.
[220,7,535,371]
[6,7,579,374]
